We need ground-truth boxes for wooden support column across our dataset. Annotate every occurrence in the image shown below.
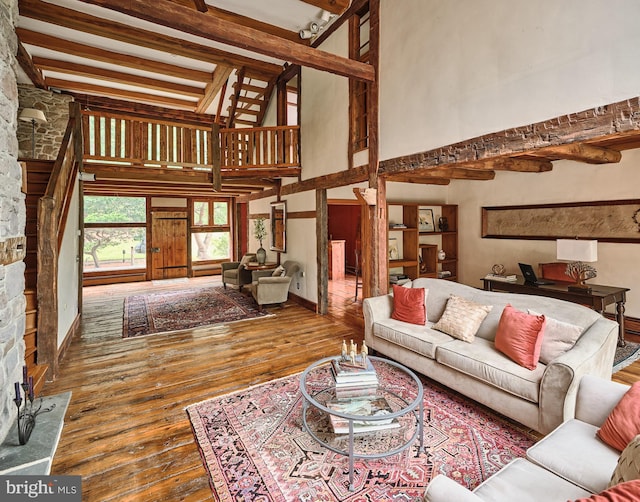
[212,122,221,191]
[316,188,328,314]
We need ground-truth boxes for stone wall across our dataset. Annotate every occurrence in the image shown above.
[0,0,27,444]
[17,85,73,160]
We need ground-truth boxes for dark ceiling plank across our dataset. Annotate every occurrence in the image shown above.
[379,97,640,176]
[77,0,375,82]
[299,0,351,15]
[33,57,204,98]
[195,65,233,114]
[16,40,46,88]
[46,77,197,109]
[18,29,211,83]
[19,0,281,76]
[167,0,302,42]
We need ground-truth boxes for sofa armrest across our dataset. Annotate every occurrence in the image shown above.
[252,269,274,281]
[423,475,483,502]
[575,374,629,427]
[362,294,394,344]
[538,316,618,433]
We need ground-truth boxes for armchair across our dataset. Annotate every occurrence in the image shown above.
[221,253,256,289]
[250,260,300,307]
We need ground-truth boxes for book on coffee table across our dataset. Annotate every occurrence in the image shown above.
[326,396,400,434]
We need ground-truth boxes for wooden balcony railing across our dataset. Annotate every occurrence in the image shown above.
[82,111,300,172]
[220,125,300,169]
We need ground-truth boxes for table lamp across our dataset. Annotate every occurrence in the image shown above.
[556,239,598,293]
[18,108,47,159]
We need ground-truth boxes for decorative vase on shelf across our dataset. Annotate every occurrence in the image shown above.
[256,245,266,265]
[437,249,446,261]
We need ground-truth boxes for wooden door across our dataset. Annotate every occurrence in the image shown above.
[151,211,188,280]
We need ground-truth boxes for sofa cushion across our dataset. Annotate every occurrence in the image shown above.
[527,418,621,494]
[573,479,640,502]
[373,320,453,359]
[529,309,584,364]
[598,381,640,452]
[472,458,591,502]
[432,294,492,342]
[391,285,426,325]
[436,338,543,403]
[609,434,640,487]
[494,305,546,370]
[271,265,285,277]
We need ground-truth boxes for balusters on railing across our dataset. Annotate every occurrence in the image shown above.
[219,125,300,169]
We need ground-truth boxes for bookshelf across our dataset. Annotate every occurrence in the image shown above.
[387,202,458,283]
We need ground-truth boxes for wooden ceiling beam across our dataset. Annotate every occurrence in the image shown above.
[529,143,622,164]
[384,175,450,185]
[458,158,553,172]
[18,29,211,83]
[16,41,47,89]
[77,0,375,82]
[409,168,496,180]
[195,65,233,114]
[33,57,204,98]
[299,0,351,15]
[46,77,197,109]
[19,0,281,76]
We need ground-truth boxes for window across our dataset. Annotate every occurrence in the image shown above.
[83,196,147,271]
[191,199,231,262]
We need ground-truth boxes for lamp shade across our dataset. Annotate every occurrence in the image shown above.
[18,108,47,124]
[556,239,598,262]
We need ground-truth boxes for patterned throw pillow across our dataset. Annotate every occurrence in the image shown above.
[609,434,640,487]
[432,294,493,342]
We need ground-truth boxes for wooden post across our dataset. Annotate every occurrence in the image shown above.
[211,122,221,191]
[316,188,328,314]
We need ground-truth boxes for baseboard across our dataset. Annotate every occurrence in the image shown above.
[57,313,80,365]
[289,292,316,313]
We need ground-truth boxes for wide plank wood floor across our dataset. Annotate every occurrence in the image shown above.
[44,274,639,501]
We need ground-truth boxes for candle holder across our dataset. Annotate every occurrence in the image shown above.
[13,379,55,445]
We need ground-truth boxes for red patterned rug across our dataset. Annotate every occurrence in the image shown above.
[187,360,537,501]
[123,287,270,338]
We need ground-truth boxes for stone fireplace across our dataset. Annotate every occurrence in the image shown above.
[0,0,27,444]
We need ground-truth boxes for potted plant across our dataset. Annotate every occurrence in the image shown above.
[254,217,267,264]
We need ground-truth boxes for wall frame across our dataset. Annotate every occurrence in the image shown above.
[481,199,640,243]
[270,201,286,252]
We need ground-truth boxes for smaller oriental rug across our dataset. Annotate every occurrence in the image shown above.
[187,362,537,501]
[613,341,640,373]
[123,287,270,338]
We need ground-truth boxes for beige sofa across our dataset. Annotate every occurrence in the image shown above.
[363,278,618,434]
[424,375,629,501]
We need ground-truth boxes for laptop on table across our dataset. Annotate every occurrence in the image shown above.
[518,263,555,286]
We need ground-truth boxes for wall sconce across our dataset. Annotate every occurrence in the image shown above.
[556,239,598,292]
[18,108,47,159]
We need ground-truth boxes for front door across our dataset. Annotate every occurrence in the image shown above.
[150,211,188,280]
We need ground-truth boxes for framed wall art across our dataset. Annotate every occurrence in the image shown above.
[419,208,435,232]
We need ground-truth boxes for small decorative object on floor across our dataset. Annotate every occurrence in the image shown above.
[253,217,267,265]
[13,366,55,445]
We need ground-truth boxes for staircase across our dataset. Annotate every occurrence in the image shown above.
[23,160,54,394]
[227,70,275,128]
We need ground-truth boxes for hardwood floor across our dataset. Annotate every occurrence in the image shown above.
[44,274,639,500]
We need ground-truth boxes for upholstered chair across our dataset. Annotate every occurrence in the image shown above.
[250,260,301,307]
[221,253,256,289]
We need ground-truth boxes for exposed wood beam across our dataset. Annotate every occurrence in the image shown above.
[77,0,375,82]
[46,77,197,109]
[384,175,450,185]
[299,0,351,15]
[33,57,204,98]
[195,65,233,114]
[280,165,369,197]
[380,97,640,176]
[458,158,553,172]
[168,0,302,42]
[402,168,495,180]
[18,29,211,83]
[19,0,281,76]
[529,143,622,164]
[16,41,46,89]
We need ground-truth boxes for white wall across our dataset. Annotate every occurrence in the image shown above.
[57,178,80,347]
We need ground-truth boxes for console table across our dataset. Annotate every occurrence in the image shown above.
[482,276,629,346]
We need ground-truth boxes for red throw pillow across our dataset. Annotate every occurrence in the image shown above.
[572,479,640,501]
[597,382,640,452]
[391,285,426,325]
[494,304,546,370]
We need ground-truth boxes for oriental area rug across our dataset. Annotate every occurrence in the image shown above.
[123,287,270,338]
[613,341,640,373]
[187,362,537,501]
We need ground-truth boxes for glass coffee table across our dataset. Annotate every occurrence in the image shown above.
[299,355,425,491]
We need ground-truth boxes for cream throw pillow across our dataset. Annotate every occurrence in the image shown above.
[528,310,584,364]
[272,265,285,277]
[432,294,493,342]
[609,434,640,487]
